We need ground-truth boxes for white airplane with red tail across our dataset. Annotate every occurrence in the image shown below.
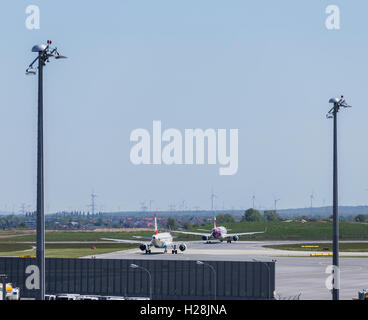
[172,212,266,243]
[102,213,187,254]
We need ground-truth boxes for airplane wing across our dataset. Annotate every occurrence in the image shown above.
[132,236,154,240]
[225,229,266,239]
[233,230,266,236]
[101,238,145,244]
[196,229,213,232]
[171,230,210,237]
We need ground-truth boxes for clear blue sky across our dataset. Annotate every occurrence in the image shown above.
[1,1,367,213]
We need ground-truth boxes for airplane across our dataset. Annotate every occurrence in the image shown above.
[101,213,187,254]
[172,212,266,243]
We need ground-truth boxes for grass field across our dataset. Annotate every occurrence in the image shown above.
[1,221,367,242]
[175,221,368,241]
[264,242,368,252]
[0,230,154,243]
[0,243,136,258]
[0,221,367,258]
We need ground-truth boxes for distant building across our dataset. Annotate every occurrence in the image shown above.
[68,221,79,228]
[24,220,36,229]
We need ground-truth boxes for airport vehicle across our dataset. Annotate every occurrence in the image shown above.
[55,294,80,300]
[125,296,150,300]
[102,213,187,254]
[77,295,99,300]
[358,289,368,300]
[6,287,20,300]
[172,212,266,243]
[98,296,126,300]
[0,283,20,300]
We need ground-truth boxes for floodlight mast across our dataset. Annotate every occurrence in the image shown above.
[26,41,67,301]
[327,95,352,301]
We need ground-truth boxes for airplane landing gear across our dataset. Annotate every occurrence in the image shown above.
[145,249,151,254]
[171,245,178,254]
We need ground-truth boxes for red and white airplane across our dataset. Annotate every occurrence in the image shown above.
[102,213,187,254]
[173,212,265,243]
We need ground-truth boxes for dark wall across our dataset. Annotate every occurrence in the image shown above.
[0,257,275,300]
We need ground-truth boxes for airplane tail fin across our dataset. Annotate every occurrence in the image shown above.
[214,211,217,228]
[154,212,158,235]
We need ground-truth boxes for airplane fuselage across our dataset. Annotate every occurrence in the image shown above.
[211,226,227,240]
[151,232,173,248]
[142,231,187,254]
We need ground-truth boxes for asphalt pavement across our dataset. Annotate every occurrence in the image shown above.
[82,240,368,300]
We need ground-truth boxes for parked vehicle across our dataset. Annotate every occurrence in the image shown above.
[77,295,99,300]
[55,294,80,300]
[0,283,20,300]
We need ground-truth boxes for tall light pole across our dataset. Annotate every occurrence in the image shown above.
[26,41,67,300]
[326,95,352,300]
[197,261,216,300]
[130,264,152,300]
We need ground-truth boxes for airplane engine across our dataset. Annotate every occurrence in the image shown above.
[139,243,149,251]
[179,243,187,252]
[202,235,209,241]
[232,235,239,241]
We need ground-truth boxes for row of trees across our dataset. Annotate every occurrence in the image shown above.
[354,214,368,222]
[167,210,281,230]
[241,208,281,222]
[0,215,29,229]
[242,211,368,223]
[166,214,236,230]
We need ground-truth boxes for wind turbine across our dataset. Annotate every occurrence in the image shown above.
[210,188,218,211]
[140,201,148,212]
[310,192,315,214]
[149,200,154,212]
[274,198,280,212]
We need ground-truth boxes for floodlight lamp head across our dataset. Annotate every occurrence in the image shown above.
[25,68,36,76]
[329,96,352,108]
[32,44,47,53]
[130,264,138,269]
[329,98,340,104]
[196,260,204,265]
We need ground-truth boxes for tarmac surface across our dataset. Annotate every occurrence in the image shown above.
[83,240,368,300]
